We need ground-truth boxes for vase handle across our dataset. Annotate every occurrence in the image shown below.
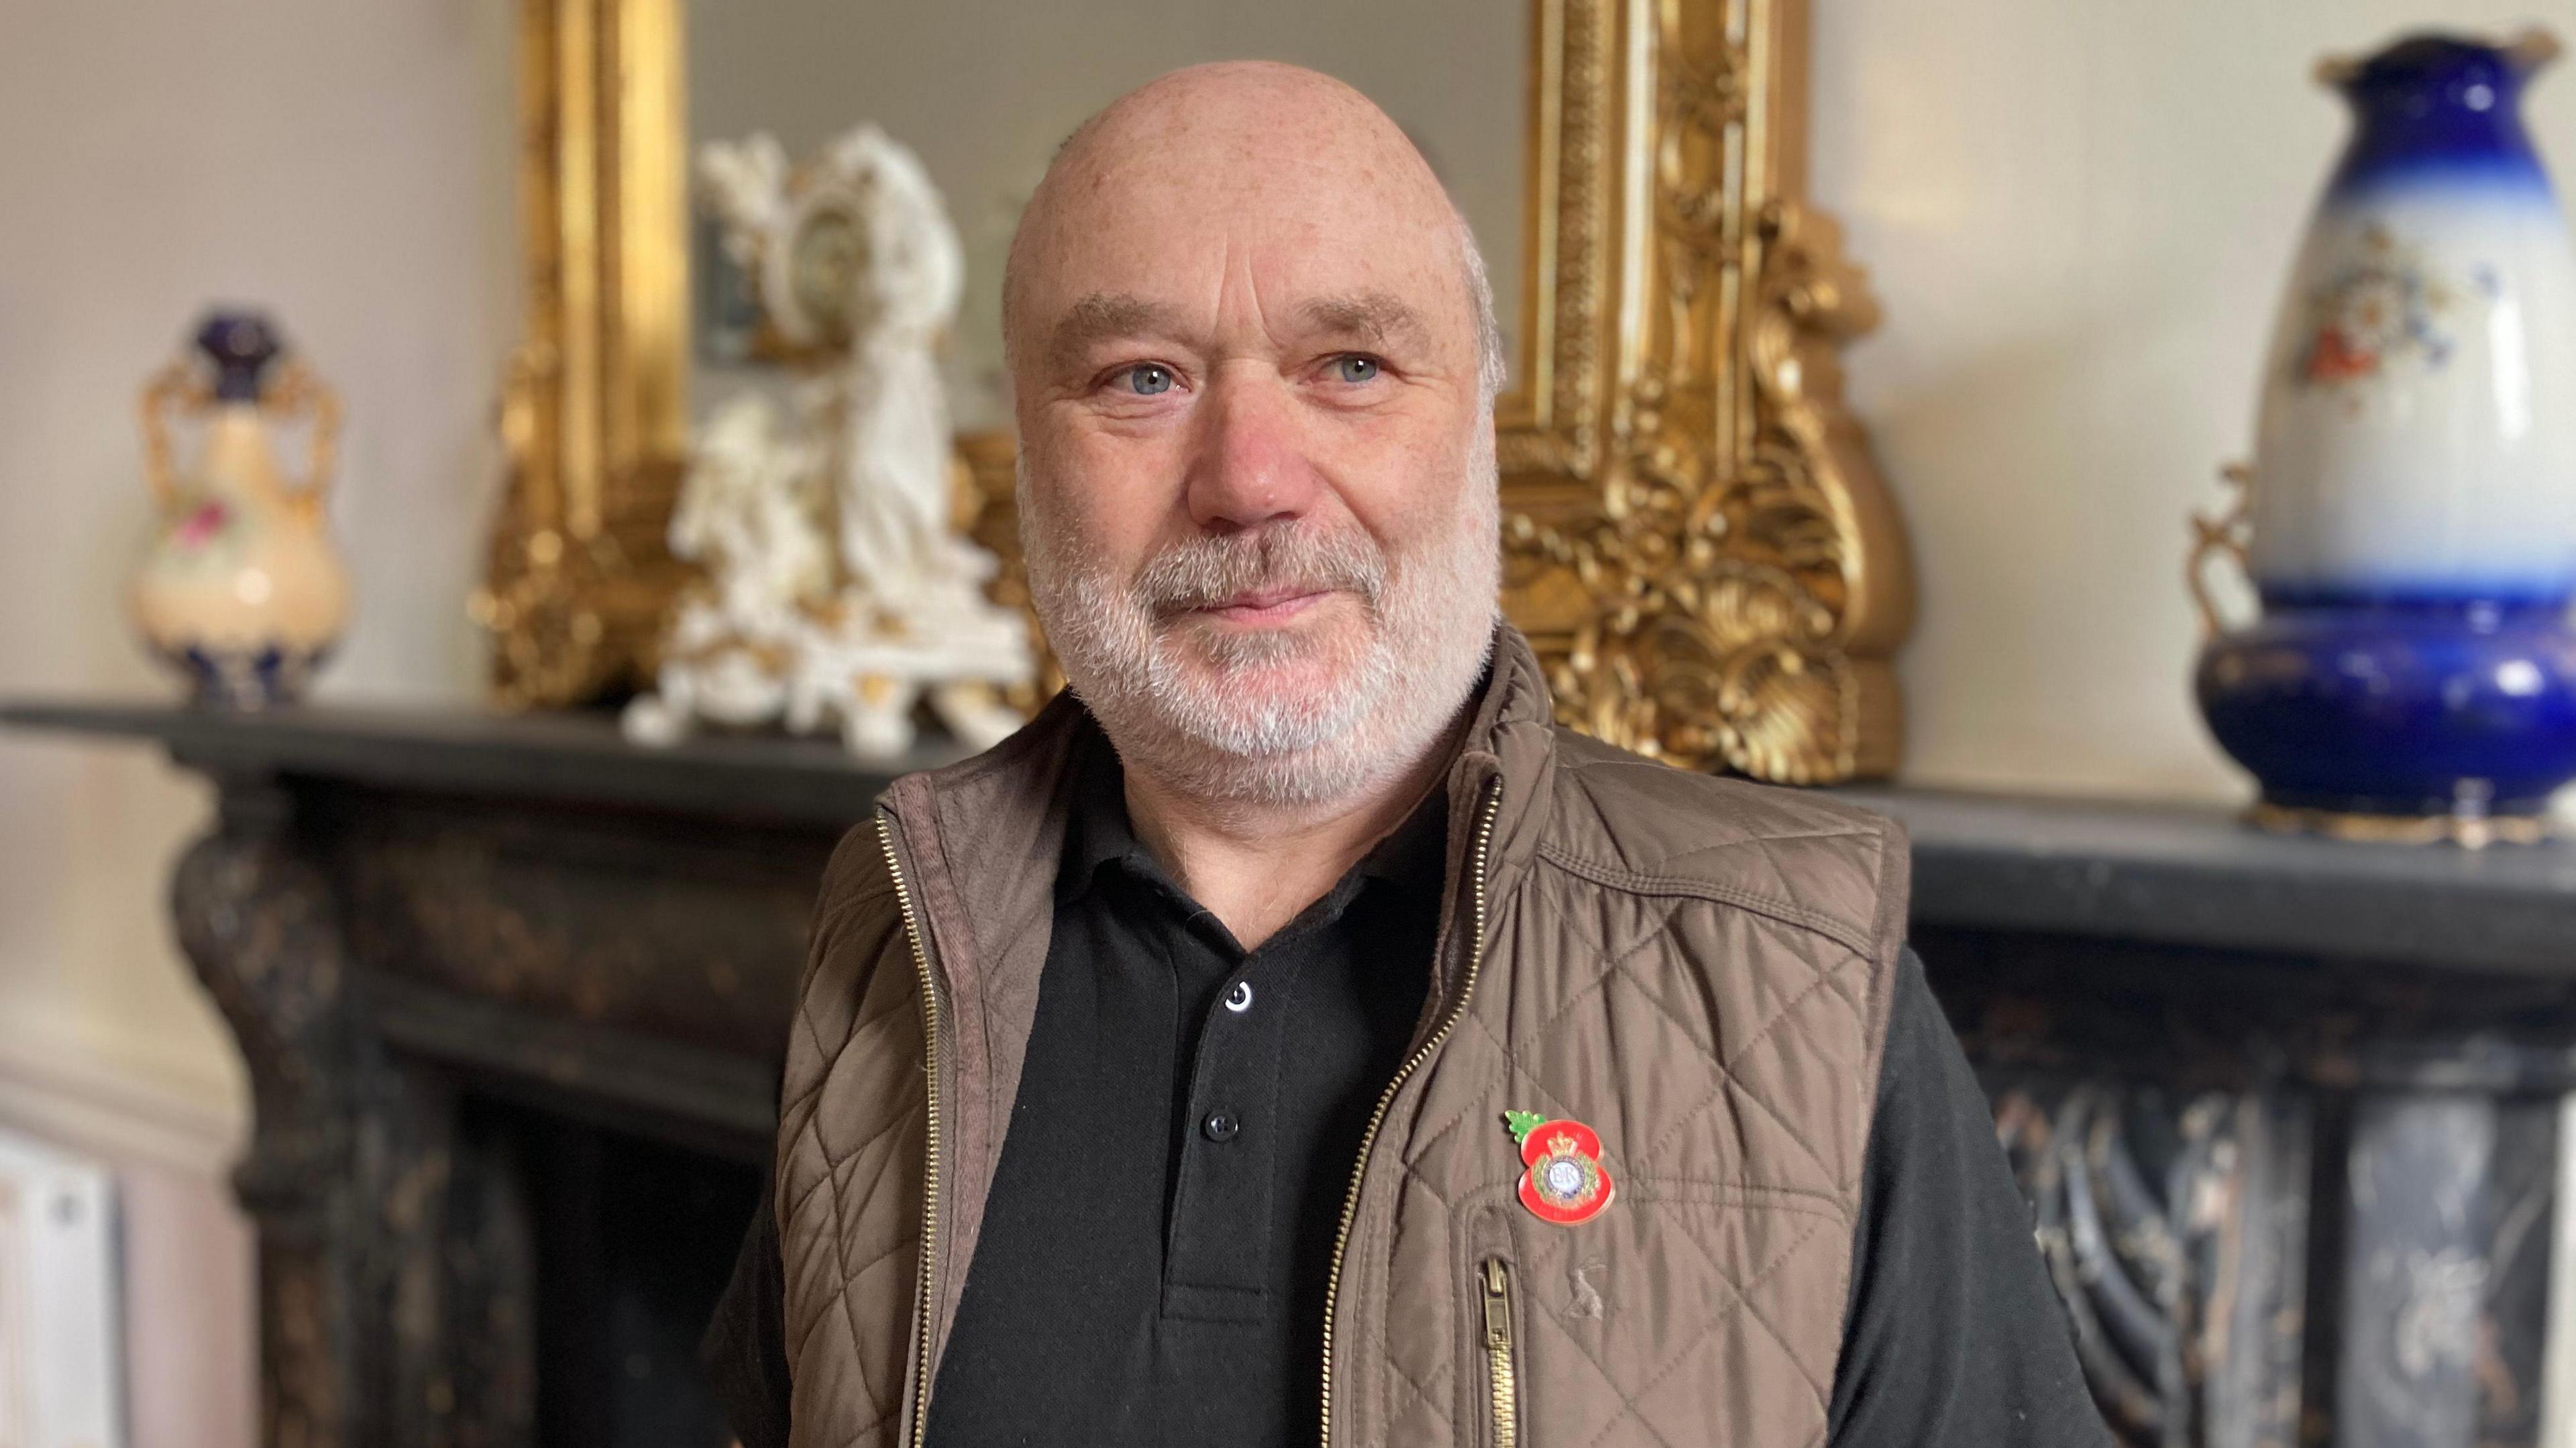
[261,358,342,520]
[135,359,211,511]
[2507,28,2562,79]
[2187,463,2255,641]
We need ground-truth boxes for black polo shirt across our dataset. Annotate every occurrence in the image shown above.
[704,733,2110,1447]
[921,731,1444,1446]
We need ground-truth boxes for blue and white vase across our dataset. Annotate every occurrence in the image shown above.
[2196,30,2576,842]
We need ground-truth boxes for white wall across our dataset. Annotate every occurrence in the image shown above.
[0,3,517,1445]
[1812,0,2576,800]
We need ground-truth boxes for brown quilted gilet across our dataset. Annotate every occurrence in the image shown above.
[774,625,1909,1447]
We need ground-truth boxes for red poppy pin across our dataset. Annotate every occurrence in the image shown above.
[1503,1110,1614,1225]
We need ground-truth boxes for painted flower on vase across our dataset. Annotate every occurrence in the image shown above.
[2298,221,2473,399]
[2290,223,2461,397]
[173,498,232,553]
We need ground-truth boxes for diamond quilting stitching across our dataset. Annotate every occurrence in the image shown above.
[1594,1209,1834,1445]
[800,1109,892,1424]
[1509,886,1695,1063]
[1522,1285,1686,1448]
[783,1002,836,1120]
[1486,879,1866,1202]
[1622,966,1857,1186]
[1539,842,1874,1015]
[785,1106,896,1233]
[1397,1155,1458,1214]
[788,972,916,1135]
[1402,1011,1585,1176]
[1381,1346,1454,1435]
[1655,1204,1836,1411]
[1513,884,1856,1198]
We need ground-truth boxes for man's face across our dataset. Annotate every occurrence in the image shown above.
[1010,70,1501,805]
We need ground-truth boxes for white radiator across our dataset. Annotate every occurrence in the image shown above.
[0,1127,121,1448]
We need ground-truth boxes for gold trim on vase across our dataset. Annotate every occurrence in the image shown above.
[2245,800,2558,850]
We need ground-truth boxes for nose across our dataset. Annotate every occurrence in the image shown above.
[1183,366,1322,533]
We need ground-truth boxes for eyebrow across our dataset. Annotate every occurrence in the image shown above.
[1039,288,1438,371]
[1045,293,1187,370]
[1296,292,1434,353]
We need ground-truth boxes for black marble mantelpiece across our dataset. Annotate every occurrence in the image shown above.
[17,699,2576,976]
[8,699,2572,1448]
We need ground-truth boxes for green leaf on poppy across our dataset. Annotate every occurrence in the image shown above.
[1503,1110,1548,1145]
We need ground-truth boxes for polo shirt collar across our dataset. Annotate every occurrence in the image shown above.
[1054,721,1454,911]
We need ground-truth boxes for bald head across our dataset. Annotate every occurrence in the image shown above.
[1004,62,1503,398]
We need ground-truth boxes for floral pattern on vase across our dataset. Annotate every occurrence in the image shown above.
[2288,224,2465,394]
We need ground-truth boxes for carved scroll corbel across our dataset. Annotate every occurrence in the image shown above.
[172,776,366,1447]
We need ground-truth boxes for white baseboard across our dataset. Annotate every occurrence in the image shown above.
[0,1027,244,1182]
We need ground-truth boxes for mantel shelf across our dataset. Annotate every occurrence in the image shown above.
[10,697,2576,979]
[0,696,954,827]
[1841,786,2576,981]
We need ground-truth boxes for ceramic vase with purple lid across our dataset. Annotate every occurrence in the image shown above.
[131,312,351,707]
[2194,29,2576,844]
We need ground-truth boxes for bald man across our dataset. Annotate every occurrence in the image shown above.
[704,63,2106,1448]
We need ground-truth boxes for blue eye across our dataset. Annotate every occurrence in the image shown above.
[1334,355,1381,384]
[1124,364,1175,395]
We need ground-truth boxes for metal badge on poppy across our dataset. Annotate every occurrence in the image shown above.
[1503,1110,1614,1225]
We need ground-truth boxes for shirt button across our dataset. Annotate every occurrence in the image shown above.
[1224,980,1254,1014]
[1202,1111,1242,1143]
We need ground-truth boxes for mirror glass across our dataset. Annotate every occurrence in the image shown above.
[686,1,1529,431]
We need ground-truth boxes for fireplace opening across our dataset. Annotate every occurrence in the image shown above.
[494,1098,765,1447]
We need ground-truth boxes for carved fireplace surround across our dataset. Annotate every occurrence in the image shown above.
[5,699,2571,1448]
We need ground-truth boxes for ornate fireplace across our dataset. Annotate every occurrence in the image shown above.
[3,702,2566,1447]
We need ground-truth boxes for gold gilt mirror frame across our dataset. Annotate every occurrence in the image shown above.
[477,0,1913,783]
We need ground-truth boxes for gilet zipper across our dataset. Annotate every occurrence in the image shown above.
[1481,1257,1519,1448]
[1318,774,1505,1446]
[875,811,945,1448]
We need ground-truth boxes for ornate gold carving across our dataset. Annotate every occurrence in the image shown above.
[490,0,1911,782]
[1499,0,1911,781]
[476,0,690,707]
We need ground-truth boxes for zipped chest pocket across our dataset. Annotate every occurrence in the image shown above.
[1479,1255,1521,1448]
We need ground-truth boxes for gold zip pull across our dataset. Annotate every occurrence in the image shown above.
[1481,1257,1519,1448]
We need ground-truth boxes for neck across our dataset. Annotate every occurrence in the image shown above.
[1122,708,1470,949]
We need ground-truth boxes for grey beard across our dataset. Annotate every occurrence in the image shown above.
[1020,457,1501,810]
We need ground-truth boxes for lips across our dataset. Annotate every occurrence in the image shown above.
[1199,588,1332,624]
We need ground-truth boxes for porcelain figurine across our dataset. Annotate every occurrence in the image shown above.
[132,313,350,707]
[623,125,1032,758]
[2194,30,2576,843]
